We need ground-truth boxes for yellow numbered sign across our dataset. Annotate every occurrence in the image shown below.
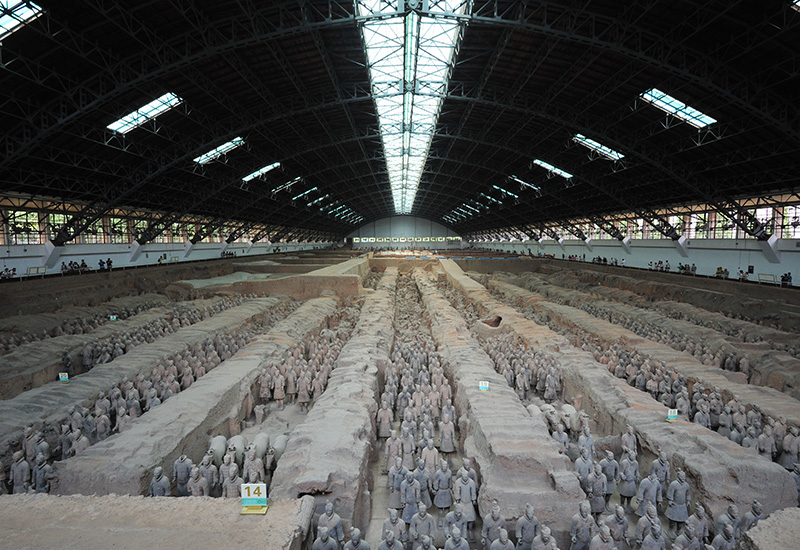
[240,483,268,514]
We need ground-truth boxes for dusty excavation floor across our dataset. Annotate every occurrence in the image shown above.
[0,253,798,550]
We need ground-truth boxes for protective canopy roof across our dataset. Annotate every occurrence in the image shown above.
[0,1,798,242]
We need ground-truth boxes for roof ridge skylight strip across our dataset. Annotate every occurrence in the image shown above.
[358,0,470,215]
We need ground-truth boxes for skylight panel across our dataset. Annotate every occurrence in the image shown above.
[242,161,280,182]
[640,88,717,129]
[193,137,245,164]
[492,184,519,199]
[479,192,502,204]
[510,175,541,191]
[572,134,625,161]
[273,176,301,193]
[107,92,183,134]
[531,159,574,179]
[0,1,42,40]
[292,187,318,201]
[308,194,329,207]
[358,0,469,215]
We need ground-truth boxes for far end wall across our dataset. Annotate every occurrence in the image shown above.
[348,216,462,249]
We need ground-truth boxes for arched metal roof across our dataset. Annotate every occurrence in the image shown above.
[1,1,798,244]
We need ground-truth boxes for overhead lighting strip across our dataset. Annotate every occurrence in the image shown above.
[107,92,183,135]
[0,1,42,41]
[572,133,625,161]
[193,137,245,164]
[358,0,470,214]
[640,88,717,129]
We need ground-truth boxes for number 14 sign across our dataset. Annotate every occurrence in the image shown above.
[240,483,268,515]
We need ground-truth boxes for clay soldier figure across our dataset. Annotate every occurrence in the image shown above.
[33,430,50,461]
[32,453,53,493]
[481,500,506,550]
[379,530,402,550]
[738,500,762,534]
[714,505,740,541]
[297,375,311,414]
[410,503,436,550]
[640,525,666,550]
[285,368,297,404]
[757,425,777,460]
[587,462,608,522]
[433,459,453,526]
[686,506,710,545]
[710,524,735,550]
[636,471,662,516]
[515,503,541,550]
[173,454,193,497]
[318,501,346,547]
[421,440,439,475]
[575,447,593,493]
[552,423,569,452]
[219,453,234,486]
[673,521,700,550]
[635,504,662,548]
[95,407,111,441]
[418,534,437,550]
[313,527,340,550]
[149,466,171,496]
[377,402,394,439]
[389,456,408,509]
[490,528,515,550]
[579,426,597,459]
[600,450,620,512]
[69,428,90,457]
[606,505,630,550]
[445,503,469,541]
[61,349,74,376]
[457,458,478,486]
[243,445,265,483]
[453,470,478,541]
[445,527,469,550]
[532,525,558,550]
[344,528,370,550]
[222,463,243,498]
[666,469,691,536]
[779,426,799,469]
[590,525,616,550]
[401,426,417,470]
[57,423,74,459]
[272,372,286,410]
[570,501,597,550]
[187,466,209,496]
[400,471,421,523]
[386,430,403,473]
[439,414,456,455]
[622,426,637,455]
[650,451,670,497]
[619,450,640,512]
[382,509,407,547]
